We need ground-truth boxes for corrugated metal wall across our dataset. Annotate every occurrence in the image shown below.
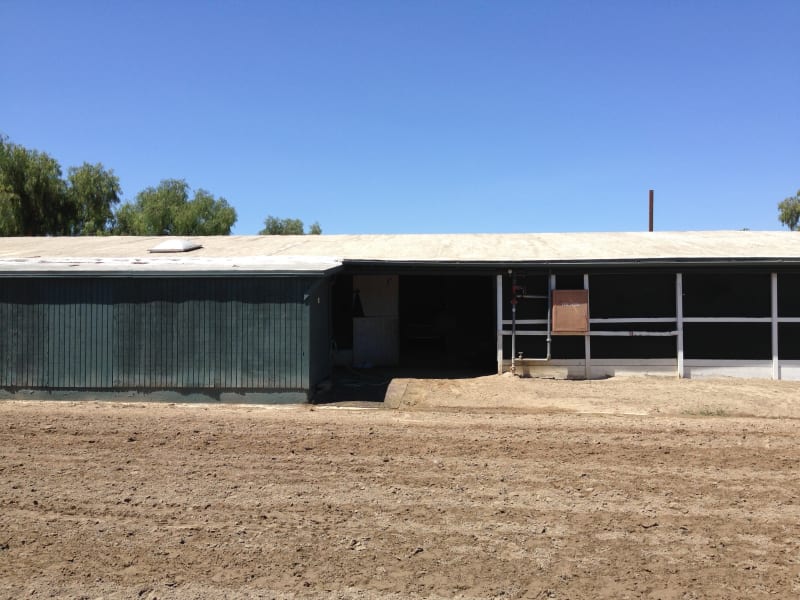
[0,277,316,391]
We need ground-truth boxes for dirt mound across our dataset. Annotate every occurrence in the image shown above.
[388,374,800,418]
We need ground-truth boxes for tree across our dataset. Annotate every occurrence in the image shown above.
[260,216,322,235]
[0,135,241,237]
[0,135,70,235]
[66,163,121,235]
[114,179,237,235]
[778,190,800,231]
[173,188,238,235]
[0,136,122,236]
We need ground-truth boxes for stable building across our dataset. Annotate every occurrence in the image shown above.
[1,231,800,402]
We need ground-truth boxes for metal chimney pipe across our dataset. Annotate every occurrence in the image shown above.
[649,189,654,232]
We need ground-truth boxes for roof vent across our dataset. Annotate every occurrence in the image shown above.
[148,239,203,253]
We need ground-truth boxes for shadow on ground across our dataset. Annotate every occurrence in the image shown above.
[312,367,493,405]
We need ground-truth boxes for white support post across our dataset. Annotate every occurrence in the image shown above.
[771,272,779,380]
[496,274,504,375]
[584,273,591,380]
[676,273,684,378]
[549,273,556,361]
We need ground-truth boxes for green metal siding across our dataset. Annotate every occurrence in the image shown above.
[0,277,319,392]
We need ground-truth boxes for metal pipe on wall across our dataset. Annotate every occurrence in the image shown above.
[584,273,591,379]
[510,273,517,374]
[523,272,553,362]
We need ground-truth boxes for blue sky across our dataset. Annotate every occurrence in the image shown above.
[2,1,798,234]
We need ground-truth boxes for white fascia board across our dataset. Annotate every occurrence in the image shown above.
[0,256,343,276]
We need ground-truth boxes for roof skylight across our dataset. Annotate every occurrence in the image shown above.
[148,239,203,253]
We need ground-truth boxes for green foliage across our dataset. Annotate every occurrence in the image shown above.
[778,190,800,231]
[1,134,321,238]
[67,163,121,235]
[0,136,121,236]
[260,216,304,235]
[0,135,70,235]
[114,179,237,235]
[175,188,238,235]
[260,215,322,235]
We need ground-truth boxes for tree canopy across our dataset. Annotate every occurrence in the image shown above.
[778,190,800,231]
[0,136,120,236]
[1,134,321,237]
[260,215,322,235]
[0,136,69,235]
[66,163,122,235]
[114,179,237,235]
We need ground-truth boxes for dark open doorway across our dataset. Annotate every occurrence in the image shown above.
[330,272,496,375]
[399,275,496,372]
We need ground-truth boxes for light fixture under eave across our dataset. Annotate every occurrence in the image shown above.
[148,239,203,253]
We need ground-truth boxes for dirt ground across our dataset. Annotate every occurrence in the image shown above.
[2,376,800,599]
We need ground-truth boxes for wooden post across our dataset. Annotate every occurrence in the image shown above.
[772,272,779,380]
[676,273,684,378]
[649,190,654,232]
[496,274,504,375]
[584,273,591,379]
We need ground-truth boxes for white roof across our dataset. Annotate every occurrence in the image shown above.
[0,231,798,274]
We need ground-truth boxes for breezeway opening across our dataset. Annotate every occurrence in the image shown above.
[330,272,496,375]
